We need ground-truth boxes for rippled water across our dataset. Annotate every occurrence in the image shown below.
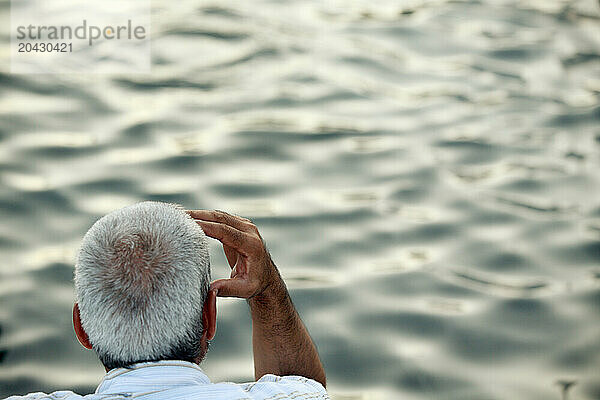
[1,0,600,399]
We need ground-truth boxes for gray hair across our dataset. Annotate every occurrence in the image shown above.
[74,201,211,369]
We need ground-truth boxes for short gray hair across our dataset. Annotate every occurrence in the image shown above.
[74,201,211,369]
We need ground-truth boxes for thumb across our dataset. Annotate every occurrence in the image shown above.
[210,278,249,298]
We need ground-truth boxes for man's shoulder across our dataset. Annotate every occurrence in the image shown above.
[231,374,329,399]
[252,374,327,391]
[4,375,329,400]
[164,374,329,399]
[4,391,88,400]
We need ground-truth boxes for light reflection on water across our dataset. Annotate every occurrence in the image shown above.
[1,0,599,399]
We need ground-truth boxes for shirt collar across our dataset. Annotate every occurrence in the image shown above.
[96,360,212,394]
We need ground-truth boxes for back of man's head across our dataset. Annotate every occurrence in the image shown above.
[74,201,210,370]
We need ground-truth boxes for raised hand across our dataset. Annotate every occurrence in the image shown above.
[186,209,326,387]
[186,210,282,299]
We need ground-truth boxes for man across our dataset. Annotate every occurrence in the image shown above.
[6,202,328,400]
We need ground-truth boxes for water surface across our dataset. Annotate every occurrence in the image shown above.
[1,0,599,399]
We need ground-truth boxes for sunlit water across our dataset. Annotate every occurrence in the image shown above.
[1,0,599,399]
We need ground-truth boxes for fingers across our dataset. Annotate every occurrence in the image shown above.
[186,211,243,268]
[187,210,256,234]
[187,209,268,300]
[195,220,261,257]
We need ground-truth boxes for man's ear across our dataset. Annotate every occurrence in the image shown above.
[202,289,217,341]
[73,303,93,350]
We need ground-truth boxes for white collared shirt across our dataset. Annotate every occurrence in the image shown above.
[5,360,329,400]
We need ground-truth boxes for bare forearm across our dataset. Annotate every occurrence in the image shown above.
[249,275,326,387]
